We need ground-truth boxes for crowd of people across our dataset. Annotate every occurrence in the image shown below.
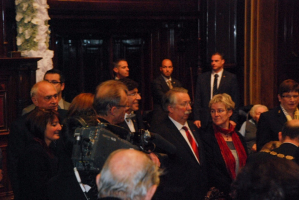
[6,53,299,200]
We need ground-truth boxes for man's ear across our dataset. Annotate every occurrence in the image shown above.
[144,185,157,200]
[168,105,174,114]
[32,96,38,106]
[278,131,283,142]
[278,94,282,102]
[95,173,101,189]
[61,83,65,91]
[221,59,225,65]
[113,67,118,74]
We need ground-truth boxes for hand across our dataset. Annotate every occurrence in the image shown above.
[194,120,201,128]
[229,120,236,128]
[148,153,161,167]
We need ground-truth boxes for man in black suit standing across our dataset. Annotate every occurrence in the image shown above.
[150,87,208,200]
[194,52,240,129]
[118,78,146,132]
[249,119,299,165]
[256,79,299,151]
[151,59,182,126]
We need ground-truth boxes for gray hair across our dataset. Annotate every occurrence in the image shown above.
[249,104,268,118]
[162,87,188,111]
[209,93,235,111]
[93,80,128,116]
[97,149,161,199]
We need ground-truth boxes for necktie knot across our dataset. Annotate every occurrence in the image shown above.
[214,74,219,78]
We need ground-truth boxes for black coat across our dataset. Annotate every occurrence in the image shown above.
[248,143,299,165]
[194,70,240,128]
[256,106,287,151]
[18,140,58,200]
[150,118,208,200]
[201,124,247,197]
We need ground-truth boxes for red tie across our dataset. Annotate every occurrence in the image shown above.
[182,126,200,161]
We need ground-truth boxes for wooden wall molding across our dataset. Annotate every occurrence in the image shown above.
[244,0,278,108]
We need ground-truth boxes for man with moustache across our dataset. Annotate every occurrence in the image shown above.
[150,87,208,200]
[257,79,299,151]
[194,52,240,129]
[151,59,182,126]
[22,69,70,115]
[113,59,130,80]
[8,81,67,200]
[118,78,145,132]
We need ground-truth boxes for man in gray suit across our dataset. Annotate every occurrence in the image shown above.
[22,69,70,115]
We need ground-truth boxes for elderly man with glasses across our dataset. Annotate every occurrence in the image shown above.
[22,69,70,115]
[257,79,299,151]
[149,87,208,200]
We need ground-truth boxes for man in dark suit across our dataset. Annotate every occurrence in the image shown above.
[118,78,146,132]
[22,69,71,115]
[8,81,67,200]
[194,52,240,129]
[151,59,182,126]
[249,119,299,165]
[256,79,299,151]
[150,87,208,200]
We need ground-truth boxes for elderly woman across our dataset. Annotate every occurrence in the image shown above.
[202,93,247,199]
[239,104,268,154]
[18,108,62,200]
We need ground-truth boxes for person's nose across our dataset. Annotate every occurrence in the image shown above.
[137,93,141,100]
[57,123,62,130]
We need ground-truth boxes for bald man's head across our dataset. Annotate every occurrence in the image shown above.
[31,81,59,110]
[97,149,160,200]
[281,119,299,140]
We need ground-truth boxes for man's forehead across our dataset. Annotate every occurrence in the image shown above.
[38,84,57,96]
[44,73,60,81]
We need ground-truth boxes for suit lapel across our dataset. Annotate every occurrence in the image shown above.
[167,119,200,163]
[277,107,287,126]
[159,75,170,91]
[218,70,227,92]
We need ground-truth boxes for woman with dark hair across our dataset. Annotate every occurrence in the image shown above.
[202,93,247,199]
[18,108,61,200]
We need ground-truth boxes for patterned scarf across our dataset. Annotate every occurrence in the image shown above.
[213,124,247,179]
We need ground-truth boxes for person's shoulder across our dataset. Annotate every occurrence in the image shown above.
[22,104,36,115]
[152,75,163,83]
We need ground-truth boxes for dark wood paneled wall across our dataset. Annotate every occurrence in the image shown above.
[48,0,202,111]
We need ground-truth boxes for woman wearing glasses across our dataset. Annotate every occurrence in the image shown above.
[202,93,247,199]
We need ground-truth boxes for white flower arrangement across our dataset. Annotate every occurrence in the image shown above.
[15,0,53,82]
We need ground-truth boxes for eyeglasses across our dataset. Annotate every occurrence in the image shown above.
[177,101,193,107]
[282,95,299,99]
[44,94,58,101]
[210,109,226,114]
[127,92,141,97]
[45,80,62,85]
